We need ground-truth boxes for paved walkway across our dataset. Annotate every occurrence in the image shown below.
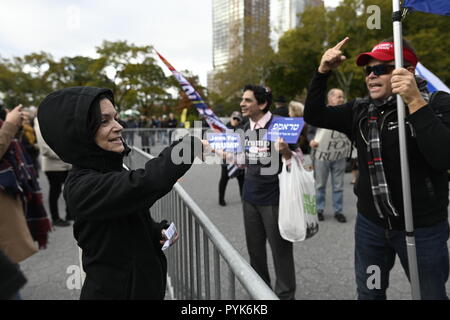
[177,160,439,300]
[19,140,450,300]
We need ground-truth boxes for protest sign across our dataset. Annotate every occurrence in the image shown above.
[313,129,351,161]
[207,132,242,153]
[265,117,304,144]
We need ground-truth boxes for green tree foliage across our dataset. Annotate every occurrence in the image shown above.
[92,40,171,113]
[166,70,212,122]
[0,40,194,119]
[267,5,328,101]
[211,14,274,115]
[213,0,450,105]
[0,52,54,107]
[402,4,450,85]
[46,55,105,89]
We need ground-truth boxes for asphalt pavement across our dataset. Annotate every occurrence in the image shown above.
[19,138,450,300]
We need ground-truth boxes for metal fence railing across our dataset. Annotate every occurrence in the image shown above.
[123,146,279,300]
[122,128,213,151]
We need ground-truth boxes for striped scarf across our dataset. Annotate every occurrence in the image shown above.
[0,120,51,249]
[366,76,430,219]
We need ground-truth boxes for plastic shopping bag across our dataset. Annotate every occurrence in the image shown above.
[278,155,319,242]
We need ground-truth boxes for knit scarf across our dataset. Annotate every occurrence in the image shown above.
[0,120,51,248]
[366,76,430,219]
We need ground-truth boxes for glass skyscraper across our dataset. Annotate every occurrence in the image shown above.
[211,0,270,70]
[272,0,323,50]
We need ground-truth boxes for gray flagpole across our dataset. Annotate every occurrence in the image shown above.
[392,0,421,300]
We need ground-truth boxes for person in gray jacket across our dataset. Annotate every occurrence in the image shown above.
[35,117,72,226]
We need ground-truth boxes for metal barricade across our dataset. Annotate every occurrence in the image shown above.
[123,146,279,300]
[122,128,210,150]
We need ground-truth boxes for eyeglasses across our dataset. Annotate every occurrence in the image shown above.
[364,64,395,76]
[233,117,241,122]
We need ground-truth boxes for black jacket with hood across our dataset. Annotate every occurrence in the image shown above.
[38,87,202,299]
[304,71,450,230]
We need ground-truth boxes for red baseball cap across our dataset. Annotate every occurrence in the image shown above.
[356,42,418,67]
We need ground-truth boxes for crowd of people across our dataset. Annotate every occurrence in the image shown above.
[1,36,449,300]
[121,112,180,152]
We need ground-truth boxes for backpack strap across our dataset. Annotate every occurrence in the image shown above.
[428,90,450,125]
[428,90,447,111]
[428,90,442,106]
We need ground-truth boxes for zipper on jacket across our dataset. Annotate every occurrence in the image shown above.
[387,216,393,230]
[387,121,398,131]
[386,120,415,136]
[380,109,397,133]
[406,121,416,137]
[382,108,416,138]
[359,107,397,145]
[425,177,435,197]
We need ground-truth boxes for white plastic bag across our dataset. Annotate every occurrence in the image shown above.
[278,155,319,242]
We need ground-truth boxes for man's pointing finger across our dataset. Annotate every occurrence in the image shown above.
[334,37,349,50]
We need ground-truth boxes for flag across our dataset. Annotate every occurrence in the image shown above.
[403,0,450,15]
[180,108,188,128]
[180,108,187,123]
[155,50,241,176]
[154,50,227,132]
[415,62,450,93]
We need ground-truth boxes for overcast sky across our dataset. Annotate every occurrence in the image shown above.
[0,0,340,86]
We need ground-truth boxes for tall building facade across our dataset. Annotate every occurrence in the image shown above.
[209,0,270,91]
[271,0,323,50]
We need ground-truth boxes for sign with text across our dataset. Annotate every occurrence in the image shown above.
[313,128,351,161]
[266,117,304,144]
[207,133,242,153]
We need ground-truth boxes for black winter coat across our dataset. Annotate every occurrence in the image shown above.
[38,87,201,299]
[305,72,450,230]
[0,250,26,299]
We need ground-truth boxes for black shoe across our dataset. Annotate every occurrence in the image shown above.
[334,213,347,223]
[317,211,324,221]
[219,199,226,206]
[53,219,71,227]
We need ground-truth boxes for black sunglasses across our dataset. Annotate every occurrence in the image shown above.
[364,64,395,76]
[233,117,241,122]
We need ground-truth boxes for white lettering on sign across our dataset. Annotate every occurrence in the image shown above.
[314,128,351,161]
[272,123,300,131]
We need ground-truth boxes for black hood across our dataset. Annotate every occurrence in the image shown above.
[37,86,130,172]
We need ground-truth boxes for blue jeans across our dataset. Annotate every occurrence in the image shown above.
[313,158,345,214]
[159,130,169,145]
[355,213,449,300]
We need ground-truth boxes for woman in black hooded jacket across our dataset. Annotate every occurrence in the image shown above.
[38,87,203,299]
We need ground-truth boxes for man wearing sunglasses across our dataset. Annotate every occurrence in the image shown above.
[304,37,450,300]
